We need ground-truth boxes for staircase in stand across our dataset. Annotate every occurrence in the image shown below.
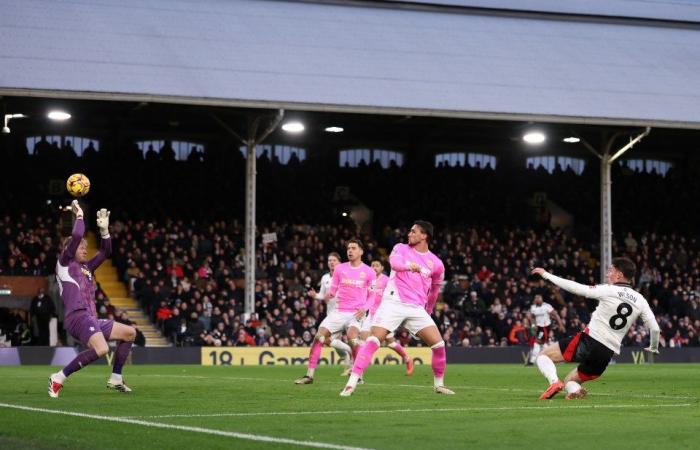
[87,232,171,347]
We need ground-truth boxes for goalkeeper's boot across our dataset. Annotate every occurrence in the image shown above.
[107,378,132,393]
[48,373,63,398]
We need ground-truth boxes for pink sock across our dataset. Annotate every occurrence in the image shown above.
[389,342,408,361]
[351,337,380,376]
[432,344,446,378]
[308,339,323,369]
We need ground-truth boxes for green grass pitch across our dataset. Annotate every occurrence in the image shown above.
[1,364,698,449]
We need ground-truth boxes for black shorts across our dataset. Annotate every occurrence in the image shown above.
[558,332,614,381]
[536,326,550,344]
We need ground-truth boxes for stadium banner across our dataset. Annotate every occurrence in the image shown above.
[201,347,433,366]
[446,347,689,364]
[2,347,700,365]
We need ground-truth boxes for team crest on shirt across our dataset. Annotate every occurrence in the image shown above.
[359,271,366,278]
[426,260,434,269]
[81,267,93,281]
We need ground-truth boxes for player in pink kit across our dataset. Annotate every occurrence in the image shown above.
[295,239,375,384]
[48,201,136,398]
[341,220,453,396]
[359,260,414,375]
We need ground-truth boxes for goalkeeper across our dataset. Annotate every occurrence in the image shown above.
[48,201,137,398]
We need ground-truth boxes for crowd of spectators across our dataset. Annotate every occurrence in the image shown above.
[107,218,700,350]
[0,214,60,277]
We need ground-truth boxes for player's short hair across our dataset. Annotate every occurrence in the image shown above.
[327,252,341,261]
[612,257,636,281]
[413,220,434,241]
[346,238,364,250]
[371,259,384,268]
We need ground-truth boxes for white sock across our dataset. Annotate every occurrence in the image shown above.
[346,373,360,389]
[306,368,315,378]
[110,373,123,383]
[434,376,444,388]
[536,355,559,384]
[54,371,67,383]
[331,338,353,366]
[565,381,582,394]
[530,343,541,363]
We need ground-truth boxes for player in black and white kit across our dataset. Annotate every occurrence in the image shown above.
[527,294,565,365]
[532,257,660,400]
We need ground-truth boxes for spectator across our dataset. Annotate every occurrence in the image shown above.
[29,288,55,345]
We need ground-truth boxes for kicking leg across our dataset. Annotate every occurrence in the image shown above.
[563,366,600,400]
[537,344,565,400]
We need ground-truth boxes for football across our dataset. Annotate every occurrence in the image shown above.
[66,173,90,197]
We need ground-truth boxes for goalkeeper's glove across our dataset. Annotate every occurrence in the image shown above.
[96,208,110,239]
[70,200,84,219]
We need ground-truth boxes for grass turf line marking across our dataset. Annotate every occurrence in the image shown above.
[135,403,692,419]
[148,374,698,401]
[0,402,374,450]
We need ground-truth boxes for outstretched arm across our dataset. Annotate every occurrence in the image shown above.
[59,200,84,266]
[532,268,603,299]
[87,209,111,272]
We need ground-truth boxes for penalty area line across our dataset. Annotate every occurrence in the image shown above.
[0,402,374,450]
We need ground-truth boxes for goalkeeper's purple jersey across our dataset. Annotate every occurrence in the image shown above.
[56,218,111,318]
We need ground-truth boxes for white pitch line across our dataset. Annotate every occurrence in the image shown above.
[132,403,692,419]
[0,403,373,450]
[148,374,699,401]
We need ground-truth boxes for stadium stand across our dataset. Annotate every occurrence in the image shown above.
[1,141,699,349]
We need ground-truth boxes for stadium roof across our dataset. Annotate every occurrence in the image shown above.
[1,0,700,128]
[386,0,700,23]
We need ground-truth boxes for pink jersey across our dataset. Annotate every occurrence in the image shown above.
[369,273,389,315]
[328,262,376,312]
[387,243,445,312]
